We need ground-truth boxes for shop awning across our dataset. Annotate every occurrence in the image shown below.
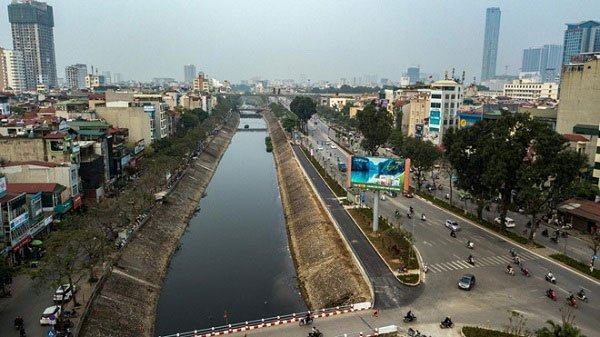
[54,198,73,214]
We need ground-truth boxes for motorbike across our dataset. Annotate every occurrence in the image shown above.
[421,214,426,221]
[467,241,474,249]
[14,317,24,330]
[467,256,475,265]
[567,297,578,308]
[408,328,423,337]
[404,314,417,323]
[506,267,515,276]
[422,264,429,273]
[546,289,557,301]
[299,316,313,326]
[62,309,78,318]
[521,267,531,277]
[577,292,588,303]
[440,321,454,329]
[450,231,457,238]
[509,249,517,257]
[545,274,557,284]
[407,213,412,219]
[308,332,323,337]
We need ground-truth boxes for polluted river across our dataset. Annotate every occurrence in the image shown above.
[155,110,306,336]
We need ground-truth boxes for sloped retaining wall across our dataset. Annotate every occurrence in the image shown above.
[264,110,370,309]
[79,114,239,337]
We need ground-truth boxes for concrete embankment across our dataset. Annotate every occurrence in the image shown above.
[79,114,239,337]
[264,110,370,309]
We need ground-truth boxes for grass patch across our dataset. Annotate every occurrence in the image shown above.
[349,208,418,271]
[397,273,419,284]
[462,326,521,337]
[549,253,600,280]
[416,192,544,248]
[300,146,346,197]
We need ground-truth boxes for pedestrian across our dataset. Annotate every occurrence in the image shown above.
[372,308,379,317]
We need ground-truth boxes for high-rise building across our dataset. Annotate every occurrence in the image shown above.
[0,48,26,92]
[65,64,87,89]
[481,7,501,81]
[184,64,196,84]
[113,73,122,84]
[8,0,57,89]
[562,21,600,64]
[521,45,563,82]
[102,71,112,85]
[407,66,420,85]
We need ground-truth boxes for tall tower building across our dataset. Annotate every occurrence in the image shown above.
[0,48,26,92]
[521,45,563,82]
[481,7,501,81]
[65,64,87,89]
[562,21,600,64]
[8,0,57,89]
[407,66,420,85]
[184,64,196,84]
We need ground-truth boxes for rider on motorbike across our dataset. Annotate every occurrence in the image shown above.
[450,229,457,238]
[468,254,474,264]
[442,316,453,327]
[506,265,514,274]
[467,240,474,248]
[405,310,415,320]
[577,289,586,299]
[421,213,426,221]
[546,271,554,279]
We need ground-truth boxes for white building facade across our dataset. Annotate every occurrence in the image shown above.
[503,80,558,100]
[425,80,463,145]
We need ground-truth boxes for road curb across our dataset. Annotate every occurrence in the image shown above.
[414,194,600,286]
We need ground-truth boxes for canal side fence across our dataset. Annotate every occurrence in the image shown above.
[159,302,372,337]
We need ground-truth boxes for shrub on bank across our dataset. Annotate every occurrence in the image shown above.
[549,253,600,280]
[462,326,521,337]
[300,146,346,197]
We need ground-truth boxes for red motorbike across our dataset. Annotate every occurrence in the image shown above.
[546,289,557,301]
[567,296,578,308]
[521,267,531,277]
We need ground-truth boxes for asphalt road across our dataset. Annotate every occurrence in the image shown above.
[303,115,600,335]
[291,144,414,309]
[0,275,54,337]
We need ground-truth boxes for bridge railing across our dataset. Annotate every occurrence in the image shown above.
[159,302,371,337]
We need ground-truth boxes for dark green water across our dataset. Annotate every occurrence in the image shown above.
[155,117,306,336]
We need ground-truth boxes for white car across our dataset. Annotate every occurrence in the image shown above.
[53,284,75,303]
[40,305,61,325]
[445,219,461,231]
[317,146,323,151]
[495,217,516,228]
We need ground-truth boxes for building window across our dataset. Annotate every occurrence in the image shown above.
[431,102,441,108]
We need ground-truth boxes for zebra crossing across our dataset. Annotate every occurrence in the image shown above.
[427,251,539,273]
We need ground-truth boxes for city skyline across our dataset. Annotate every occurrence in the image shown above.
[481,7,501,81]
[1,1,600,83]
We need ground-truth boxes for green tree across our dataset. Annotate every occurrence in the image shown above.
[0,259,14,296]
[444,125,496,218]
[282,116,297,133]
[33,229,87,306]
[180,111,200,130]
[356,104,393,155]
[398,137,440,191]
[290,96,317,132]
[536,319,586,337]
[389,128,404,154]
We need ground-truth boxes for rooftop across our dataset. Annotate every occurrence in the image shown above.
[7,182,63,194]
[559,198,600,223]
[1,161,58,168]
[563,134,589,142]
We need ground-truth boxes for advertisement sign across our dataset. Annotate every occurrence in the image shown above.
[31,192,43,217]
[415,124,424,139]
[121,154,131,167]
[349,156,409,191]
[10,212,29,231]
[0,176,6,198]
[134,140,145,154]
[429,109,441,131]
[458,113,483,128]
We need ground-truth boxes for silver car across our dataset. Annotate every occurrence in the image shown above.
[445,219,461,231]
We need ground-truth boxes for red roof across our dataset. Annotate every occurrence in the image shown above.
[559,198,600,223]
[43,131,68,140]
[38,107,56,115]
[563,134,589,142]
[2,161,58,168]
[7,183,60,193]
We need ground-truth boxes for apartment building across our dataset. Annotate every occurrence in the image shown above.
[503,80,559,100]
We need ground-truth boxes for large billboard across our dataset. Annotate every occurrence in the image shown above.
[349,156,410,191]
[429,109,441,131]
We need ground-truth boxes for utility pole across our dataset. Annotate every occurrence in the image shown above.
[373,190,380,232]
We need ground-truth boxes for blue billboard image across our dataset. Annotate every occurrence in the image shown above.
[350,156,408,191]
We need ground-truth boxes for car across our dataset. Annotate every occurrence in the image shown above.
[40,305,61,325]
[53,284,75,303]
[445,219,461,231]
[458,274,476,290]
[317,146,323,151]
[494,217,516,228]
[330,144,337,149]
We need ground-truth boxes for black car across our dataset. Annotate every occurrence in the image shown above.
[458,274,476,290]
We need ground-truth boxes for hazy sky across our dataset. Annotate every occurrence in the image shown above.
[1,0,599,82]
